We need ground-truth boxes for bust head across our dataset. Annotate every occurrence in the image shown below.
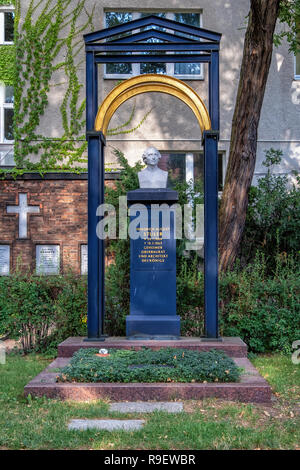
[142,147,162,167]
[138,146,167,188]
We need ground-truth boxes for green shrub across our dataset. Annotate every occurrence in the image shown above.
[1,150,298,355]
[219,253,300,353]
[105,150,300,352]
[0,270,87,353]
[176,254,204,336]
[0,271,56,351]
[44,272,87,353]
[58,347,240,383]
[241,148,300,266]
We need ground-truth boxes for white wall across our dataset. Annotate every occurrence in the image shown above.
[18,0,300,181]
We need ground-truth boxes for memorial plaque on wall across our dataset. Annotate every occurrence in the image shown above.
[81,244,88,275]
[36,245,60,275]
[0,245,10,275]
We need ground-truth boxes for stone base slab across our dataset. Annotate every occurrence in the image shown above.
[58,336,248,358]
[24,357,271,403]
[68,419,145,431]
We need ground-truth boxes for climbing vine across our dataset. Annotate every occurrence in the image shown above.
[0,45,14,85]
[0,0,152,177]
[13,0,95,171]
[0,1,15,85]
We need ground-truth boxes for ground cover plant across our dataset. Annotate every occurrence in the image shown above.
[0,353,299,450]
[57,348,240,384]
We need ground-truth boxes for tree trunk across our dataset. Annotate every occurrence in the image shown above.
[219,0,280,272]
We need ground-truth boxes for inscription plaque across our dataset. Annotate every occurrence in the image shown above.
[81,244,88,275]
[0,245,10,275]
[36,245,60,275]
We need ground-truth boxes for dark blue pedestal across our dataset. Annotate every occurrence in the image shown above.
[126,189,180,338]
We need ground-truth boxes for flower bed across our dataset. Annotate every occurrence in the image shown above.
[57,347,241,383]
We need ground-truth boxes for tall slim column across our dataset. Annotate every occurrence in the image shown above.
[203,130,219,338]
[86,131,106,340]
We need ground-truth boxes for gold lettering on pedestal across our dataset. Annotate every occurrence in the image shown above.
[137,228,169,264]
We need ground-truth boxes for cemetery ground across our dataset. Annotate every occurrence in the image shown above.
[0,352,299,450]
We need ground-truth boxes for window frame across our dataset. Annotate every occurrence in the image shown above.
[103,11,204,80]
[159,150,224,193]
[0,6,15,45]
[0,83,14,166]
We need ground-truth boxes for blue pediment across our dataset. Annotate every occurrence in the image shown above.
[84,15,221,44]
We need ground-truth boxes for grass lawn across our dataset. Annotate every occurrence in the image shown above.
[0,353,299,450]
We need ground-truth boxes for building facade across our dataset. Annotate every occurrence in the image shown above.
[0,0,299,274]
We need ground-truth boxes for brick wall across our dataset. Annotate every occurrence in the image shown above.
[0,173,118,274]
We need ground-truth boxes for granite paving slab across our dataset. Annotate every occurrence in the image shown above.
[68,419,145,431]
[109,402,183,413]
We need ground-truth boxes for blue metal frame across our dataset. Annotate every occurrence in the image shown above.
[84,15,221,339]
[203,131,219,338]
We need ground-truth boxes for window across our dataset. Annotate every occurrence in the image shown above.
[0,8,14,44]
[104,11,203,79]
[0,84,14,166]
[159,152,223,192]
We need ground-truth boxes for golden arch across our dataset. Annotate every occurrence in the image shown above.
[94,74,211,136]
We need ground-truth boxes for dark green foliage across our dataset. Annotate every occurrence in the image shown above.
[241,149,300,266]
[104,150,300,352]
[0,270,86,353]
[176,255,204,336]
[1,150,299,355]
[45,272,87,353]
[219,253,300,353]
[1,253,298,355]
[105,238,130,336]
[0,270,55,351]
[58,347,240,383]
[0,45,15,85]
[276,0,300,54]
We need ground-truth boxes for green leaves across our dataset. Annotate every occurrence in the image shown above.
[58,347,241,384]
[276,0,300,54]
[241,148,300,264]
[219,252,300,353]
[0,45,15,85]
[0,270,87,353]
[14,0,94,170]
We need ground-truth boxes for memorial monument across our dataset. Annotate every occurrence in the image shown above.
[126,147,180,338]
[84,16,221,340]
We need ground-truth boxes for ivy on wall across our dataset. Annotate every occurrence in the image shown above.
[0,1,15,85]
[0,0,151,177]
[12,0,95,172]
[0,45,14,84]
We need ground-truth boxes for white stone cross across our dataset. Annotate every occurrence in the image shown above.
[7,193,40,238]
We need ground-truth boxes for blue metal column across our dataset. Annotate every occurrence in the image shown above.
[86,132,106,340]
[203,130,219,338]
[209,51,220,131]
[86,50,106,340]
